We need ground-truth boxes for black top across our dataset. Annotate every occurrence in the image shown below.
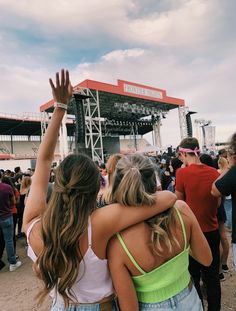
[215,166,236,243]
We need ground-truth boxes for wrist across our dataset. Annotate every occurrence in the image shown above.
[54,102,68,110]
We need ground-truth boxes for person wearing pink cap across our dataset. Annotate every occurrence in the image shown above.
[175,137,221,311]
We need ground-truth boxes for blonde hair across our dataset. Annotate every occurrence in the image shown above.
[218,156,228,172]
[20,176,31,194]
[102,154,123,204]
[112,154,178,254]
[35,154,100,307]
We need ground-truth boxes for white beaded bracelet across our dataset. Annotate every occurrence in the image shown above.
[54,102,68,110]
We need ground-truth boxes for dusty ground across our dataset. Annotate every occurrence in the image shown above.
[0,235,236,311]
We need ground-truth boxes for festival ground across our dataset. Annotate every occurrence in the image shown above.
[0,234,235,311]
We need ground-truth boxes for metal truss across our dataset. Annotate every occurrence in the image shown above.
[178,106,189,140]
[73,86,104,163]
[152,118,162,149]
[40,111,49,138]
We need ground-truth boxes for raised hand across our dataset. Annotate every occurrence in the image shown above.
[49,69,73,106]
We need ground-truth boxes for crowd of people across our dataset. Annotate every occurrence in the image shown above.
[0,70,235,311]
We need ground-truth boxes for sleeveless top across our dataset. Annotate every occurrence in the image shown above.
[116,207,190,303]
[27,217,114,303]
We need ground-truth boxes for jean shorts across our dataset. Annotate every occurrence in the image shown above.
[139,285,203,310]
[51,297,119,311]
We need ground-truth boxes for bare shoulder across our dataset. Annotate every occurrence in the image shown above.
[174,200,195,222]
[157,190,177,201]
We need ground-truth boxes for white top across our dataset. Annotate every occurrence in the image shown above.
[27,217,114,303]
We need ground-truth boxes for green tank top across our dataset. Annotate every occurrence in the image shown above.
[116,207,190,303]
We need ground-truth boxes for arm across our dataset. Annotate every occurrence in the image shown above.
[94,190,177,238]
[108,238,139,311]
[211,184,222,197]
[175,190,185,200]
[177,201,212,266]
[23,70,72,235]
[211,168,230,197]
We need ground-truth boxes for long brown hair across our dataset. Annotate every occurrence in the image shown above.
[112,154,179,254]
[35,154,100,307]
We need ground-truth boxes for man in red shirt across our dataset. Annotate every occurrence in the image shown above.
[175,137,221,311]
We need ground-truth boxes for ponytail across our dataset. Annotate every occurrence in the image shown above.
[146,208,180,255]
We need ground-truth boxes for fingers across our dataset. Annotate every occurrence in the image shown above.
[65,70,69,87]
[56,72,60,88]
[49,78,56,93]
[49,69,72,103]
[61,69,65,87]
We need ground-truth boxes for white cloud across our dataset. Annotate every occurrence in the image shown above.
[0,65,51,113]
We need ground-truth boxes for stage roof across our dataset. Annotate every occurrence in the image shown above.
[0,113,153,136]
[40,79,185,115]
[0,113,74,136]
[0,80,184,137]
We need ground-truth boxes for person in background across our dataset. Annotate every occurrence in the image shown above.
[17,175,31,238]
[168,157,183,192]
[23,69,176,310]
[218,156,232,230]
[213,149,228,170]
[4,170,12,178]
[14,166,22,188]
[160,157,172,190]
[0,171,22,271]
[108,154,212,311]
[175,138,221,311]
[212,133,236,272]
[149,157,162,191]
[97,154,123,207]
[200,154,230,281]
[1,176,20,257]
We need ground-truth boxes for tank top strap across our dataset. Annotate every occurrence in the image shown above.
[174,205,187,250]
[88,216,92,247]
[26,218,41,243]
[116,233,146,275]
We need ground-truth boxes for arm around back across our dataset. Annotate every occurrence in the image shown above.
[95,190,177,239]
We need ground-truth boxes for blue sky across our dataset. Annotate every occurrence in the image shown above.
[0,0,235,147]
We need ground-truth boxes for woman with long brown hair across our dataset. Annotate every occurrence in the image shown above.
[108,154,212,310]
[23,70,176,311]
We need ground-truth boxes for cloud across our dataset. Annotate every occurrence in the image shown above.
[0,65,52,113]
[70,45,236,145]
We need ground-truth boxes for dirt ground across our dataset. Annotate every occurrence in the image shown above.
[0,235,236,311]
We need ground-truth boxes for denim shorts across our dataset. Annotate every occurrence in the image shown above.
[139,285,203,310]
[51,297,119,311]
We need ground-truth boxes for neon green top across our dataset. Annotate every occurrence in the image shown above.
[116,207,190,303]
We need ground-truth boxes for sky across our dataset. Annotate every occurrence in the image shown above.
[0,0,235,148]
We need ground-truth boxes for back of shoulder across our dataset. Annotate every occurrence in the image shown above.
[174,200,194,221]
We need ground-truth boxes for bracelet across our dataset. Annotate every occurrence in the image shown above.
[54,102,68,110]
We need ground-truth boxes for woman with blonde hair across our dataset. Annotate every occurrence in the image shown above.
[108,154,212,310]
[16,175,31,238]
[98,153,123,207]
[23,70,176,311]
